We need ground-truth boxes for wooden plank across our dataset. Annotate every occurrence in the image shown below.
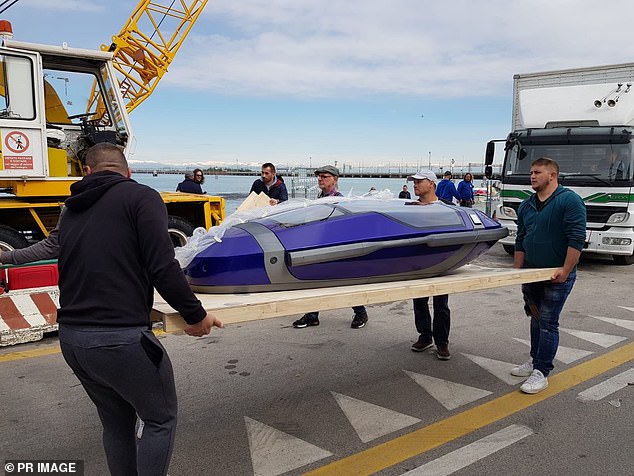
[154,265,555,332]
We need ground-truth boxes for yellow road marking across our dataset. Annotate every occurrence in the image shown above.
[0,345,61,362]
[306,341,634,476]
[0,330,166,363]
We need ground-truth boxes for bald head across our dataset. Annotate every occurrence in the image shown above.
[83,143,129,176]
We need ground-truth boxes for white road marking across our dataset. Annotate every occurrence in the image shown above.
[331,391,420,443]
[400,424,534,476]
[244,416,332,476]
[560,328,626,348]
[619,306,634,313]
[576,368,634,402]
[589,315,634,331]
[461,353,526,385]
[513,338,593,364]
[403,370,492,410]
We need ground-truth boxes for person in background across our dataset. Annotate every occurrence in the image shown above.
[457,172,475,207]
[591,150,629,181]
[405,169,452,360]
[56,143,223,475]
[176,170,205,194]
[292,165,369,329]
[511,157,586,394]
[193,168,205,186]
[249,162,288,205]
[0,225,59,265]
[398,184,411,199]
[435,171,461,203]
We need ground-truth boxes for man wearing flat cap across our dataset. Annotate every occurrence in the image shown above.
[292,165,370,329]
[405,169,453,360]
[313,165,342,197]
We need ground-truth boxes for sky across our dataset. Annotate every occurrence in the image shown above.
[6,0,634,170]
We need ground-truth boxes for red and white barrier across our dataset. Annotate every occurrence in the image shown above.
[0,286,59,346]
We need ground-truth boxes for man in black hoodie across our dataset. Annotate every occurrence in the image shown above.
[57,143,222,476]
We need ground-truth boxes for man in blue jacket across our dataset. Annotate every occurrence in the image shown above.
[435,171,460,203]
[511,157,586,394]
[457,172,474,207]
[249,162,288,205]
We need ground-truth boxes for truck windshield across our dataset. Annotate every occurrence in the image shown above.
[43,67,112,127]
[504,142,633,186]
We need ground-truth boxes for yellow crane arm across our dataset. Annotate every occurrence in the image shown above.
[101,0,208,113]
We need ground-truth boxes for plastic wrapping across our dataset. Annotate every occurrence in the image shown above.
[175,189,395,268]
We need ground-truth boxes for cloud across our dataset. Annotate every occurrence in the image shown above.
[162,0,634,99]
[18,0,103,12]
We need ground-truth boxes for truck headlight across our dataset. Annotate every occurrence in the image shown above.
[607,212,629,224]
[602,237,632,246]
[501,206,517,219]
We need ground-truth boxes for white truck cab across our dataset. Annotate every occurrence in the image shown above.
[486,64,634,265]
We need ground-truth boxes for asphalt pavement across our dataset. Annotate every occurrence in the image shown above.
[1,243,633,476]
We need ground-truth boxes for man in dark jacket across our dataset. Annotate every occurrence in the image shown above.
[511,157,586,394]
[249,162,288,205]
[57,143,222,475]
[398,184,411,199]
[176,171,204,194]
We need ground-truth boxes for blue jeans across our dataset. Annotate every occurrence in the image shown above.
[521,272,576,377]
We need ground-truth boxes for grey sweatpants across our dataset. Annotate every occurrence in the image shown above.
[59,325,177,476]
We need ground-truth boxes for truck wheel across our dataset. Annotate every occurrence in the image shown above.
[613,253,634,265]
[0,226,29,252]
[167,216,194,248]
[502,244,515,256]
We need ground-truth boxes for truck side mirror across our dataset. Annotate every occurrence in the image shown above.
[485,141,495,165]
[484,165,493,179]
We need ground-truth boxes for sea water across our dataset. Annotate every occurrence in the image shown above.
[133,172,414,215]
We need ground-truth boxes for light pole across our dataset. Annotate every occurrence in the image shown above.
[428,151,431,169]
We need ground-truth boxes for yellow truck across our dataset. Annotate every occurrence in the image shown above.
[0,1,223,251]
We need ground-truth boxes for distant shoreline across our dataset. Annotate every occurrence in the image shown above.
[132,170,500,180]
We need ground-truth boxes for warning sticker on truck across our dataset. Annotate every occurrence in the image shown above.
[0,129,39,173]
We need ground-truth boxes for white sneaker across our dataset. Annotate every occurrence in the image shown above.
[520,369,548,394]
[511,360,534,377]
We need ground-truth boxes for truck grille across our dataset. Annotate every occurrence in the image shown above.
[503,202,626,224]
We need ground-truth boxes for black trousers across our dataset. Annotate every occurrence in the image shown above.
[413,295,450,345]
[59,325,177,476]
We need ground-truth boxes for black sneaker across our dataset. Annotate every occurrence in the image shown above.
[293,313,319,328]
[411,336,433,352]
[351,311,368,329]
[436,343,451,360]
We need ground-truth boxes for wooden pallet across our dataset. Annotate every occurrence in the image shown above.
[152,265,555,332]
